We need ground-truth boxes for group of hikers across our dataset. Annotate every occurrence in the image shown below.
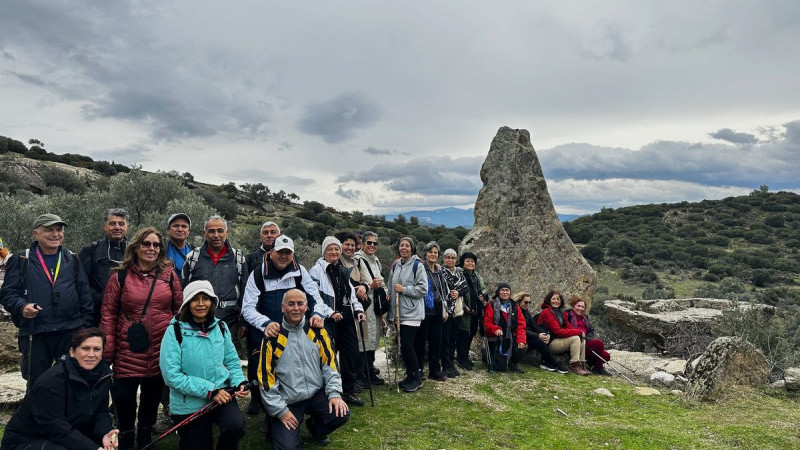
[0,209,611,450]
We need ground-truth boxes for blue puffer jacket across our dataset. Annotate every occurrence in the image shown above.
[159,317,246,415]
[0,242,92,336]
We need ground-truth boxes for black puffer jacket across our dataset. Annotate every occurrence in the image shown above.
[1,356,114,450]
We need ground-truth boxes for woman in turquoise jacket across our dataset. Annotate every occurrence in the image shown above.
[160,280,249,450]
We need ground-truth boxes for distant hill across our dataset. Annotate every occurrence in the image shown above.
[386,207,582,228]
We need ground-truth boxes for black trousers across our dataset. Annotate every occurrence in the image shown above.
[13,438,70,450]
[326,317,359,394]
[19,329,76,388]
[414,304,444,375]
[456,313,480,364]
[270,388,350,450]
[111,376,164,431]
[526,333,558,366]
[173,400,246,450]
[487,339,524,370]
[441,315,459,370]
[399,324,419,377]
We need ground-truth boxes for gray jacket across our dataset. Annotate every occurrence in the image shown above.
[388,255,427,322]
[260,316,342,418]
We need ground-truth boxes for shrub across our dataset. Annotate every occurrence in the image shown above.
[580,243,605,264]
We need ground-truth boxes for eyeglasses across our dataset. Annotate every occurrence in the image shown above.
[364,241,378,246]
[140,241,161,249]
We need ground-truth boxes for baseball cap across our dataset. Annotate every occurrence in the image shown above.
[167,213,192,228]
[273,235,295,252]
[33,214,67,229]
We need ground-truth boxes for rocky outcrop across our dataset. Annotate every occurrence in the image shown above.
[459,127,596,308]
[0,319,20,367]
[604,298,774,354]
[686,337,769,401]
[783,367,800,391]
[605,349,687,382]
[0,153,99,193]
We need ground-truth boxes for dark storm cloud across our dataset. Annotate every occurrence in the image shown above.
[338,156,483,196]
[296,93,381,143]
[709,128,757,144]
[363,146,410,156]
[335,185,362,200]
[223,169,314,187]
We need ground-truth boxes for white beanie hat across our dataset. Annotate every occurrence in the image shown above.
[180,280,219,312]
[321,236,342,258]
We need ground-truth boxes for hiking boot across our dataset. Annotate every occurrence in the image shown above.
[402,374,423,393]
[342,392,365,406]
[418,369,427,381]
[570,361,591,376]
[429,371,447,381]
[591,366,613,376]
[457,360,473,371]
[369,372,386,385]
[398,375,412,390]
[444,367,460,378]
[136,426,153,450]
[371,366,380,376]
[509,364,525,374]
[539,362,557,372]
[355,378,370,391]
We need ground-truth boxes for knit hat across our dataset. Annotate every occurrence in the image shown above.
[180,280,219,311]
[321,236,342,257]
[495,283,512,298]
[458,251,477,267]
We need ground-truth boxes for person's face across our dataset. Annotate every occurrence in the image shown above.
[462,258,476,271]
[203,219,228,251]
[341,239,356,258]
[260,225,280,248]
[281,292,308,325]
[573,300,586,316]
[443,254,457,268]
[499,288,511,300]
[363,237,379,256]
[167,218,190,243]
[426,247,439,265]
[189,292,213,322]
[103,215,128,241]
[398,240,412,259]
[550,294,562,308]
[270,249,293,270]
[33,224,64,253]
[69,336,103,371]
[325,244,341,264]
[519,296,532,309]
[136,233,161,267]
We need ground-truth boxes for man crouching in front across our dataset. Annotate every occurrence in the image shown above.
[259,289,350,449]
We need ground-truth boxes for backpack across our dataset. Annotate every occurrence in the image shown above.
[172,319,227,345]
[357,257,389,316]
[12,249,80,327]
[184,246,246,296]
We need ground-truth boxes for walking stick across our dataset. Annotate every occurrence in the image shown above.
[140,384,248,450]
[394,294,401,393]
[591,350,635,384]
[357,319,375,406]
[483,336,493,373]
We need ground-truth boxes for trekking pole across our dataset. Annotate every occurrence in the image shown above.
[483,336,493,373]
[357,319,375,407]
[394,295,401,393]
[140,383,248,450]
[591,350,635,385]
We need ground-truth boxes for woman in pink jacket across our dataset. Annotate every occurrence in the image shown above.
[100,227,183,450]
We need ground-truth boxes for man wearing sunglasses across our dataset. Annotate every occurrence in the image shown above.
[79,208,129,326]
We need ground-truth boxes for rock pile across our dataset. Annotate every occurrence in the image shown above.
[459,127,596,309]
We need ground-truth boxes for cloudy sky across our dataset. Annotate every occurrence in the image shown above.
[2,1,799,216]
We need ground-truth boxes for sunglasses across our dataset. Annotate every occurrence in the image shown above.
[364,241,378,246]
[140,241,161,249]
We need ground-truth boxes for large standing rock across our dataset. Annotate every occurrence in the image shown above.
[686,337,770,401]
[459,127,596,308]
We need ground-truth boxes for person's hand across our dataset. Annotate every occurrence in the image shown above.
[235,383,250,397]
[310,315,324,328]
[357,312,366,323]
[331,312,343,322]
[356,286,367,300]
[495,329,503,337]
[329,397,349,417]
[394,283,404,293]
[450,290,458,299]
[102,429,119,450]
[443,311,449,322]
[279,410,299,430]
[212,389,233,405]
[370,278,382,289]
[22,303,42,319]
[517,342,527,349]
[265,321,281,338]
[539,333,550,344]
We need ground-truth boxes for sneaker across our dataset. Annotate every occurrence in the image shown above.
[539,363,557,372]
[555,363,570,374]
[342,392,365,406]
[509,364,525,374]
[444,367,460,378]
[429,371,447,381]
[402,377,423,393]
[591,366,613,376]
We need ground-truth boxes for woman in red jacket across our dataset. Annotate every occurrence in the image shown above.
[100,227,183,450]
[567,295,612,376]
[536,290,590,376]
[483,283,527,373]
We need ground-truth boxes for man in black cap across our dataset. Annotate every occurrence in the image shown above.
[79,208,129,326]
[0,214,92,387]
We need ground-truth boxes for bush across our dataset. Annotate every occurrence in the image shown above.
[580,243,605,264]
[40,167,87,194]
